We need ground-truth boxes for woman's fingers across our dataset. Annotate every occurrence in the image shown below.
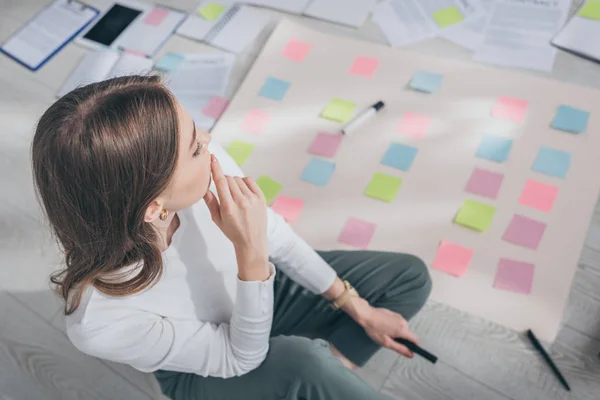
[242,177,265,202]
[203,190,221,224]
[234,176,253,197]
[385,337,414,358]
[227,176,243,202]
[211,156,232,205]
[398,327,420,346]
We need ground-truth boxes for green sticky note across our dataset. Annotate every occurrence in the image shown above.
[433,6,464,28]
[198,3,226,21]
[256,175,282,205]
[321,98,356,123]
[455,199,496,232]
[578,1,600,20]
[364,172,403,203]
[226,140,254,166]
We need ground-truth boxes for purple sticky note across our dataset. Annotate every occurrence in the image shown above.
[242,110,270,135]
[503,215,546,250]
[282,38,311,62]
[432,241,474,277]
[202,95,229,119]
[271,196,304,223]
[518,179,559,212]
[144,7,169,26]
[349,56,380,78]
[307,132,343,158]
[492,97,528,122]
[338,217,376,249]
[465,168,504,199]
[493,258,535,294]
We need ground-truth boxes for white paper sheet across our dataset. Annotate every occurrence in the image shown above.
[1,0,98,69]
[164,53,235,131]
[106,52,153,79]
[552,1,600,62]
[304,0,378,28]
[473,0,571,71]
[239,0,313,14]
[440,0,494,50]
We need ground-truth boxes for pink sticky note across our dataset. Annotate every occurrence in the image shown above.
[307,132,343,158]
[271,196,304,223]
[122,48,147,57]
[503,215,546,250]
[492,97,528,122]
[144,7,169,26]
[242,110,270,135]
[465,168,504,199]
[397,113,431,139]
[349,56,380,78]
[432,241,474,277]
[338,217,376,249]
[282,38,312,62]
[493,258,535,294]
[202,95,230,119]
[518,179,559,213]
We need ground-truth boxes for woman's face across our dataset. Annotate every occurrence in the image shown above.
[158,101,212,214]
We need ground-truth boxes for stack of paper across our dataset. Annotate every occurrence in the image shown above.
[552,0,600,63]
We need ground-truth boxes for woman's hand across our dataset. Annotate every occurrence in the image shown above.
[203,155,269,280]
[353,300,420,358]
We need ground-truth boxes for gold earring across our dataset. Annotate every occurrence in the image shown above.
[159,209,169,221]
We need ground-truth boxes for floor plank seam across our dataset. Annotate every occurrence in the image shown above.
[439,360,517,400]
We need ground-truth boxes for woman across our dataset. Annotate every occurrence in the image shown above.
[32,75,431,400]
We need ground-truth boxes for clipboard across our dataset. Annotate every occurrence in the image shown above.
[0,0,99,71]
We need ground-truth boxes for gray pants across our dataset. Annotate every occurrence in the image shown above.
[155,250,432,400]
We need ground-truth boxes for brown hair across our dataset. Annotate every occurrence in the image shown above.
[31,75,179,315]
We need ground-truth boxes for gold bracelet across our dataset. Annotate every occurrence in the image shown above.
[330,280,359,310]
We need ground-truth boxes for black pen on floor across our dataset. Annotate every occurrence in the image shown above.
[526,329,571,392]
[395,338,438,364]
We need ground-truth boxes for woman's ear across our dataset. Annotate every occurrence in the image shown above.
[144,200,163,222]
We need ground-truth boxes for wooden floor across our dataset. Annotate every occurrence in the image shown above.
[1,0,599,399]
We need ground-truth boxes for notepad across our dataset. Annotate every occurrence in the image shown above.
[242,110,271,134]
[532,147,571,178]
[226,140,255,166]
[0,0,99,71]
[381,143,418,171]
[349,56,380,77]
[518,180,559,213]
[338,217,377,249]
[321,98,356,123]
[307,132,343,158]
[578,0,600,19]
[282,38,312,61]
[433,6,464,28]
[202,95,230,119]
[503,215,546,250]
[455,200,496,232]
[409,71,443,93]
[199,3,227,21]
[551,105,590,133]
[492,97,528,122]
[304,0,378,28]
[465,168,504,199]
[57,50,153,98]
[256,175,283,204]
[364,173,403,203]
[177,3,271,54]
[552,1,600,64]
[271,196,304,223]
[432,241,474,277]
[397,113,431,139]
[494,258,535,294]
[476,135,513,163]
[300,158,336,186]
[259,77,291,100]
[144,7,169,26]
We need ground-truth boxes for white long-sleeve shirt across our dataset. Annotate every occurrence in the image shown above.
[65,142,337,378]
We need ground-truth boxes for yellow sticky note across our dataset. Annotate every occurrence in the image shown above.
[578,1,600,20]
[226,140,254,166]
[199,3,226,21]
[433,6,464,28]
[321,98,356,123]
[454,199,496,232]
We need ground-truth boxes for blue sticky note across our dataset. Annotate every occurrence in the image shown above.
[381,143,418,171]
[476,135,513,163]
[552,105,590,134]
[259,77,291,101]
[532,147,571,178]
[300,158,335,186]
[409,71,443,93]
[155,52,183,72]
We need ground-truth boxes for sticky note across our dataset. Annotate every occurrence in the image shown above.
[397,112,431,139]
[259,77,291,101]
[338,217,376,249]
[578,0,600,20]
[503,215,546,250]
[144,7,169,26]
[364,172,403,203]
[381,143,418,171]
[256,175,282,204]
[494,258,535,294]
[199,3,226,20]
[492,97,528,122]
[271,196,304,223]
[154,52,183,72]
[409,71,443,93]
[432,241,474,277]
[465,168,504,199]
[518,179,559,212]
[349,56,380,78]
[225,140,254,166]
[242,110,270,135]
[202,95,229,119]
[300,158,336,186]
[433,6,464,28]
[531,147,571,178]
[307,132,343,158]
[455,199,496,232]
[282,38,312,62]
[552,105,590,133]
[476,135,513,163]
[321,98,356,123]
